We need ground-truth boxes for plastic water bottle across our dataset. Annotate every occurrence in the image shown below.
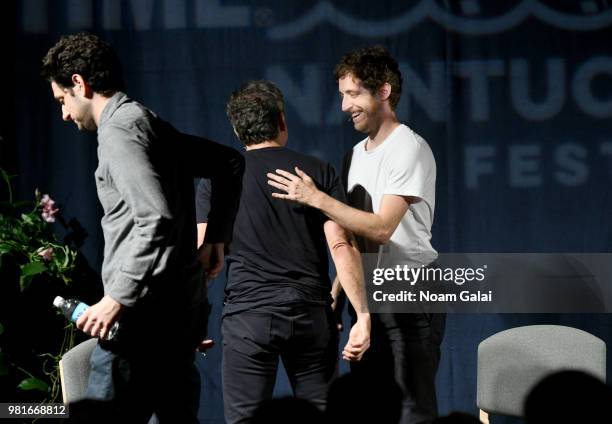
[53,296,119,340]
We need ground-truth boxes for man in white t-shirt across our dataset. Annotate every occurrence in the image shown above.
[267,46,445,424]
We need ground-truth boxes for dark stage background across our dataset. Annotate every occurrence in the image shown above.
[2,1,612,422]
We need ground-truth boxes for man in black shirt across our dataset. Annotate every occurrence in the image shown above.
[197,80,370,424]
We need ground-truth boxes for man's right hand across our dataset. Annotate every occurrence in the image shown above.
[267,167,324,208]
[331,282,346,331]
[331,294,344,331]
[76,295,124,340]
[197,243,225,279]
[342,315,371,362]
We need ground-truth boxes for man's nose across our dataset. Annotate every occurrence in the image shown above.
[62,107,71,121]
[341,96,351,113]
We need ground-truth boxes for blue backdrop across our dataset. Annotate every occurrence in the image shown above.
[3,1,612,422]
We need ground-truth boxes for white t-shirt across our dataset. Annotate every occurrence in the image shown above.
[347,124,437,268]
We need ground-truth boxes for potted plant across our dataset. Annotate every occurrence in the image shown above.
[0,168,101,403]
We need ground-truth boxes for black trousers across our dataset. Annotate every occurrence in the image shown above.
[82,299,209,423]
[222,305,338,424]
[351,312,446,424]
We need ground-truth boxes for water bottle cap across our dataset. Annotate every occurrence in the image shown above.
[53,296,65,308]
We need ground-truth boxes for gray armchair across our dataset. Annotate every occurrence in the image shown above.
[477,325,606,423]
[59,338,97,403]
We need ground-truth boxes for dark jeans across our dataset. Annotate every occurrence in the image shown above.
[351,312,446,424]
[222,305,338,424]
[82,299,209,423]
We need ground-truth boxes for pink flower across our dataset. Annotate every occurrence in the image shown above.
[37,247,54,261]
[40,194,59,223]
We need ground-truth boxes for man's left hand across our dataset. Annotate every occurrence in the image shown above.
[342,316,371,362]
[267,167,321,207]
[76,295,124,339]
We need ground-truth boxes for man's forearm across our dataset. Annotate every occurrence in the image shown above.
[330,240,369,316]
[324,221,371,361]
[331,276,343,304]
[268,168,407,244]
[182,133,245,244]
[314,191,389,244]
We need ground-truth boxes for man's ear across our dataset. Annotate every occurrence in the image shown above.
[378,83,392,102]
[278,112,287,132]
[71,74,93,98]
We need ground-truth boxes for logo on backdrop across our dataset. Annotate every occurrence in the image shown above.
[21,0,612,189]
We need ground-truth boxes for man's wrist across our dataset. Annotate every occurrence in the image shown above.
[355,312,371,322]
[105,295,125,311]
[311,190,327,210]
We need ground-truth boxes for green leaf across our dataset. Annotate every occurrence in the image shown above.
[0,168,14,204]
[0,352,8,376]
[20,261,47,277]
[0,243,11,254]
[21,214,34,226]
[17,377,49,392]
[19,262,47,291]
[0,168,12,185]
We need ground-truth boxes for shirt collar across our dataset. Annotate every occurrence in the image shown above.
[98,91,129,128]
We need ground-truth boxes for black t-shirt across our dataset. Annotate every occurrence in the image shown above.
[195,146,345,315]
[195,178,211,223]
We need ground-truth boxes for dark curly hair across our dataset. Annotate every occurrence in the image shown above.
[334,45,402,109]
[41,32,124,96]
[226,80,285,146]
